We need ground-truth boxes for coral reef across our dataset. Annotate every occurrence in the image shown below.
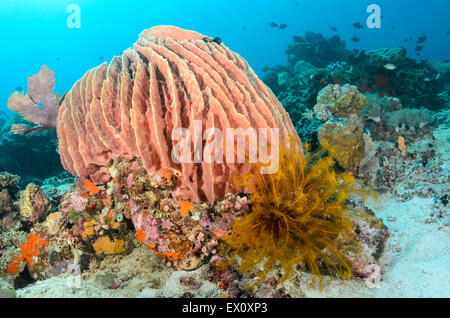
[2,25,449,299]
[263,32,445,124]
[360,138,449,203]
[57,25,299,203]
[286,32,352,68]
[0,128,64,188]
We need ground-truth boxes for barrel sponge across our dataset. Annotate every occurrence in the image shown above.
[57,26,299,203]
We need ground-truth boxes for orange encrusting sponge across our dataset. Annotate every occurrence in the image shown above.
[6,233,49,275]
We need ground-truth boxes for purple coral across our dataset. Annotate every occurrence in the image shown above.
[8,65,62,135]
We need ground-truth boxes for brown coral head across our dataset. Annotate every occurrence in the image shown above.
[57,25,299,203]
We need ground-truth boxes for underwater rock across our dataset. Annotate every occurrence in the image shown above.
[318,118,366,170]
[0,189,13,215]
[360,93,402,123]
[277,71,295,86]
[19,183,52,223]
[386,108,433,132]
[0,173,21,230]
[294,60,318,76]
[314,84,366,121]
[0,172,20,195]
[94,272,121,289]
[0,278,16,298]
[364,134,449,201]
[437,84,450,107]
[359,133,380,174]
[363,47,407,66]
[429,61,450,83]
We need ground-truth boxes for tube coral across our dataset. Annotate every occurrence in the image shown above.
[226,142,379,287]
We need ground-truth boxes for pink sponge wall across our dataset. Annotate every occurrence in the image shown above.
[57,26,299,203]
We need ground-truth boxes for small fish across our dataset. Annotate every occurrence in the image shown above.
[15,86,23,92]
[56,57,61,61]
[384,63,396,70]
[269,22,278,28]
[202,36,222,45]
[99,56,104,60]
[241,25,247,31]
[403,37,413,42]
[417,34,427,43]
[415,45,424,52]
[278,24,288,30]
[351,36,360,42]
[391,26,396,30]
[447,30,450,35]
[353,22,363,29]
[331,27,338,32]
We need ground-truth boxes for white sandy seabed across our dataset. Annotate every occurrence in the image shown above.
[15,124,450,298]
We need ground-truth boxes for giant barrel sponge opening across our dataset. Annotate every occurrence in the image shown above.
[56,25,300,203]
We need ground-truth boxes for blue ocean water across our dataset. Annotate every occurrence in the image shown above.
[0,0,449,115]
